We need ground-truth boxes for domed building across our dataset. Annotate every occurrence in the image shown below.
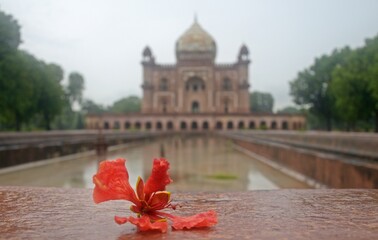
[141,19,250,115]
[86,19,305,131]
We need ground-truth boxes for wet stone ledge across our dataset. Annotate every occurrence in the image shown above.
[0,187,377,239]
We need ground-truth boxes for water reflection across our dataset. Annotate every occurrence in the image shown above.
[0,135,310,190]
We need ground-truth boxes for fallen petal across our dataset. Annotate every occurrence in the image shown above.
[144,158,172,197]
[172,210,218,230]
[114,216,128,225]
[128,216,168,233]
[93,158,139,206]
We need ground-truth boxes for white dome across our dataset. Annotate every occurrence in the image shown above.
[176,19,216,60]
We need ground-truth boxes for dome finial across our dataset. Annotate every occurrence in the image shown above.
[194,12,198,23]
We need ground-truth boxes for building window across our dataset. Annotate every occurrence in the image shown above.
[159,78,168,91]
[222,78,232,91]
[192,101,200,113]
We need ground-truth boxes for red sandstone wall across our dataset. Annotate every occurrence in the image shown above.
[234,139,378,188]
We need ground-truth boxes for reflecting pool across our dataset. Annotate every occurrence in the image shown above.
[0,135,310,190]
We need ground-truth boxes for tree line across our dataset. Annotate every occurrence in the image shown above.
[0,8,87,131]
[290,35,378,132]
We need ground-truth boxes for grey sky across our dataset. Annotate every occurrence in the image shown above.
[1,0,377,110]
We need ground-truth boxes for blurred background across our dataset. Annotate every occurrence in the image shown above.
[0,0,377,191]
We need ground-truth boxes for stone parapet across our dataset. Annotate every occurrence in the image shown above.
[225,132,378,188]
[0,186,377,239]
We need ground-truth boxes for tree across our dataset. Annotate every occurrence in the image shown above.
[36,62,65,130]
[0,51,40,130]
[0,9,21,58]
[67,72,85,107]
[365,35,378,132]
[0,9,85,131]
[110,96,141,113]
[277,106,301,114]
[331,35,378,132]
[82,99,106,114]
[290,47,351,131]
[250,91,274,113]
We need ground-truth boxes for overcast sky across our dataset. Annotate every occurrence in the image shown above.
[1,0,378,110]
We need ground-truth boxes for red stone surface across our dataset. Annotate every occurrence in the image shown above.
[232,136,378,188]
[0,187,377,239]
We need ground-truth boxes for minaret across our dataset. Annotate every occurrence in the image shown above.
[237,44,251,113]
[141,46,155,113]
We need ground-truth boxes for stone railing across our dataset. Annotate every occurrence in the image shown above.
[0,186,377,239]
[222,131,378,188]
[0,131,168,168]
[230,130,378,159]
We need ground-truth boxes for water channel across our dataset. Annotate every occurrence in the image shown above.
[0,134,310,190]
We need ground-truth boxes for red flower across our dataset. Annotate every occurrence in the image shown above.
[93,158,217,233]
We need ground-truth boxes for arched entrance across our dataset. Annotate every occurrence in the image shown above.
[282,121,288,130]
[202,121,209,130]
[192,101,200,113]
[186,77,205,92]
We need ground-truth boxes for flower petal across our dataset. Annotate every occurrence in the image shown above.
[114,216,128,225]
[128,216,168,233]
[171,210,218,230]
[144,158,172,196]
[136,176,145,201]
[148,191,171,210]
[93,158,139,205]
